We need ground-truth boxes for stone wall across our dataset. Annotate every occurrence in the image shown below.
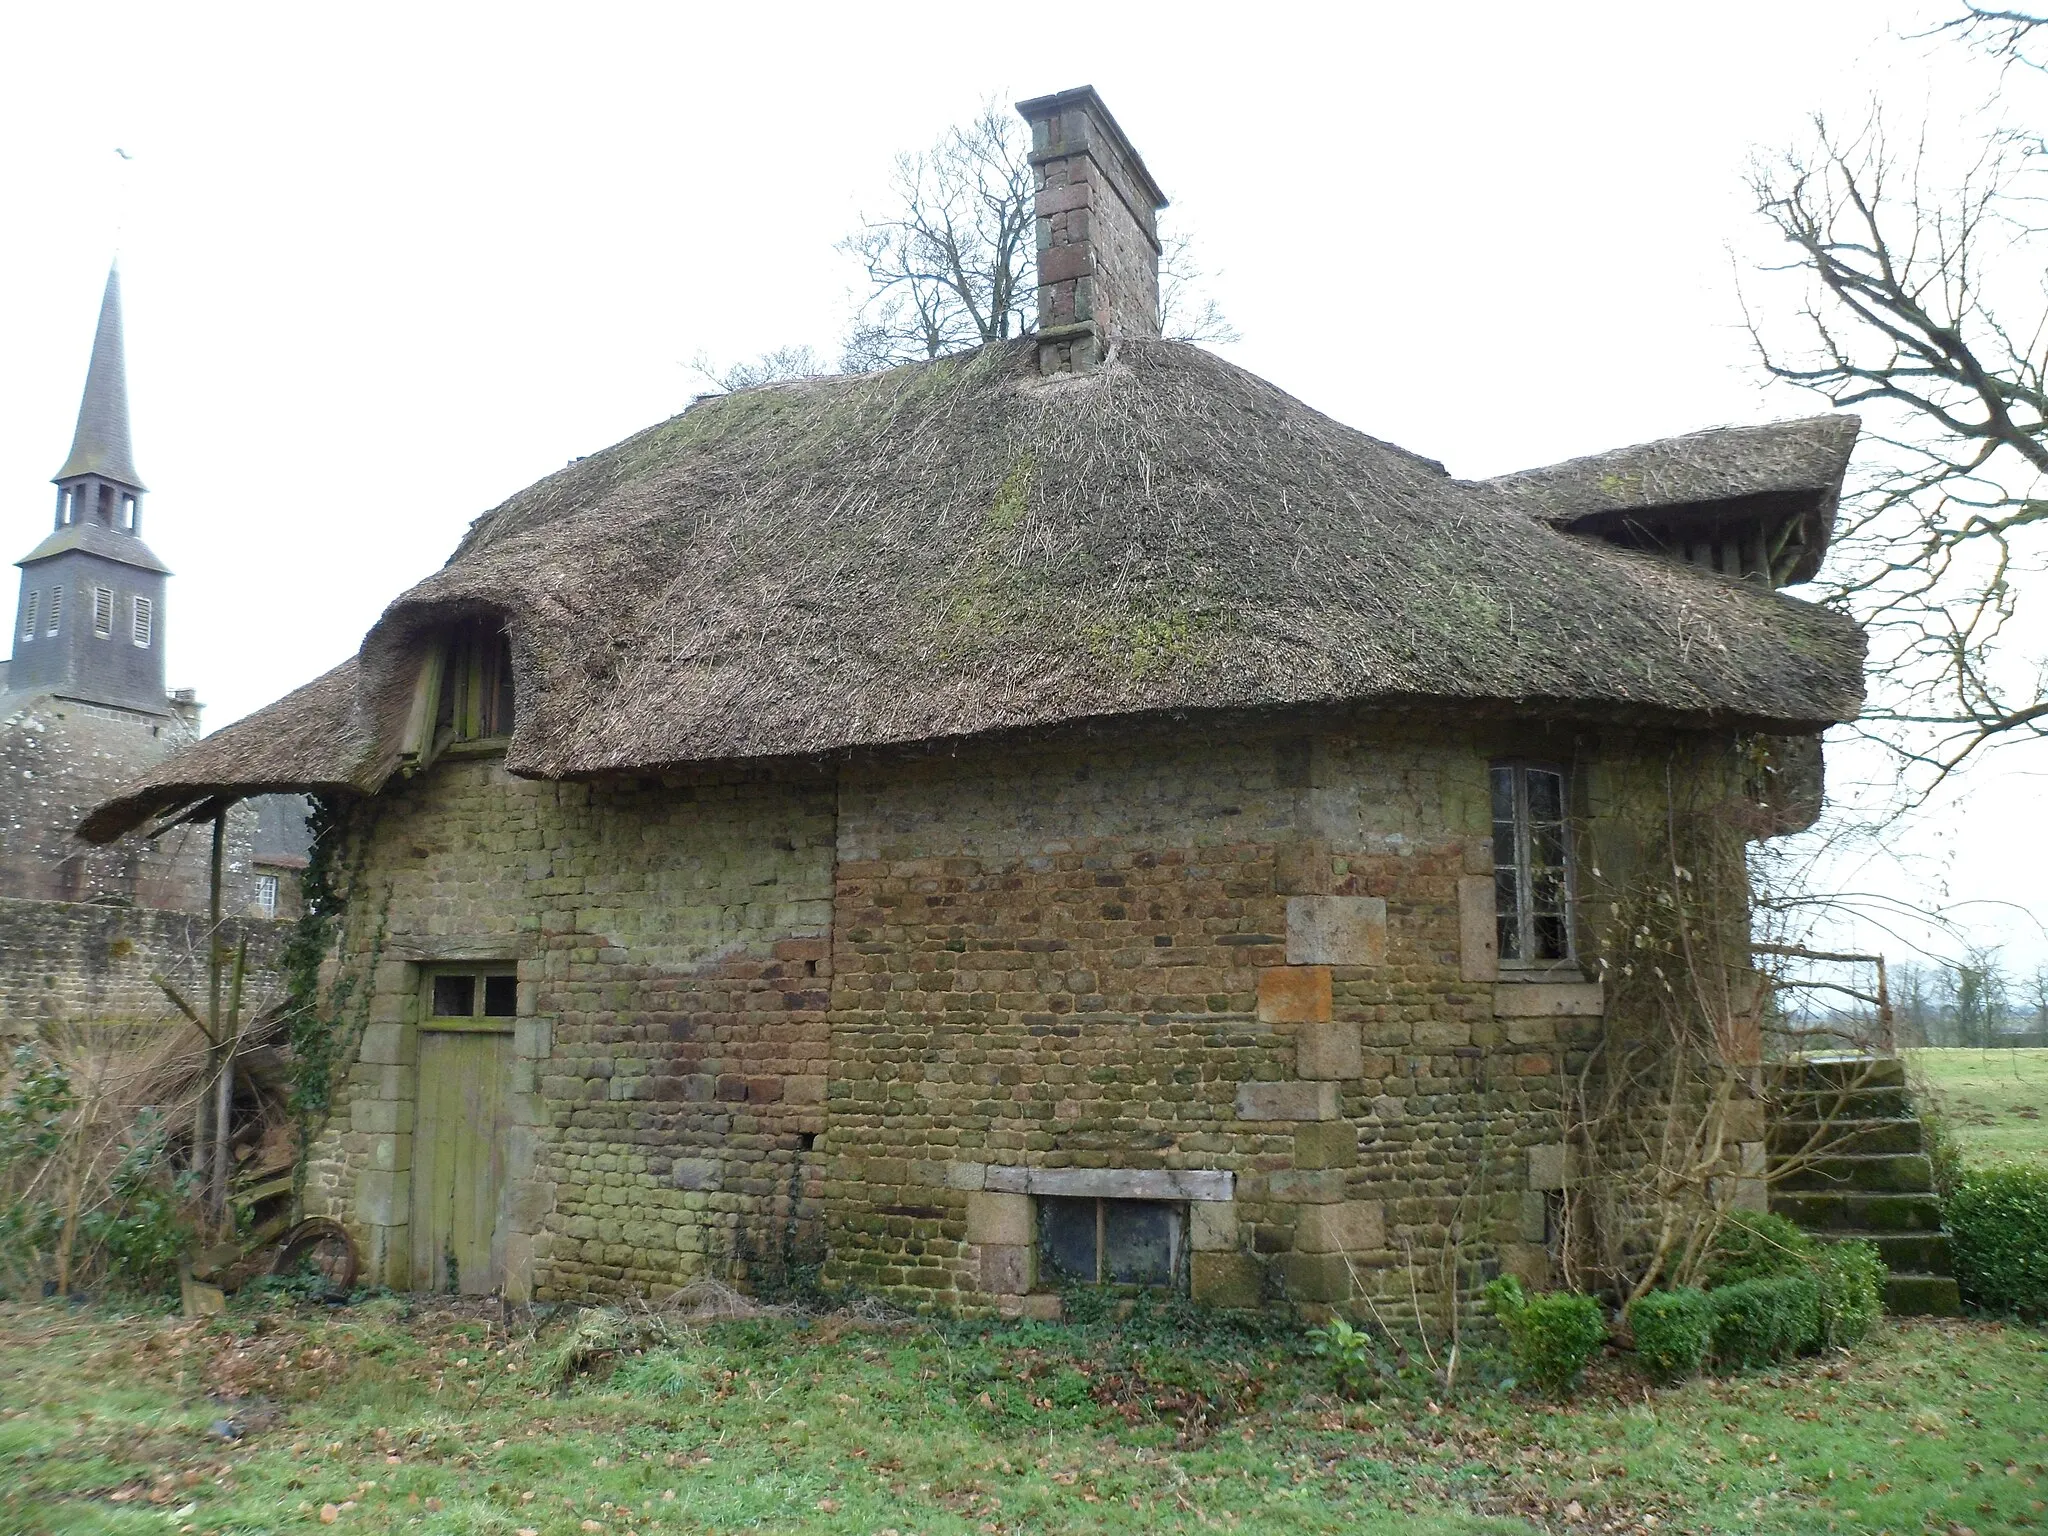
[0,689,274,914]
[0,895,292,1039]
[306,753,836,1300]
[301,713,1752,1314]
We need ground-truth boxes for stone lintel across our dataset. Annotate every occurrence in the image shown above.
[982,1166,1234,1202]
[382,934,530,963]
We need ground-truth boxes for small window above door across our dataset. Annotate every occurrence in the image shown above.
[422,965,518,1030]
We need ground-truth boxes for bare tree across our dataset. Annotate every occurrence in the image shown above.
[690,345,830,395]
[840,102,1236,371]
[1926,5,2048,66]
[1744,110,2048,790]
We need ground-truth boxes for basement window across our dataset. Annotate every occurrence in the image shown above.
[423,966,519,1028]
[1038,1197,1185,1291]
[1491,762,1574,965]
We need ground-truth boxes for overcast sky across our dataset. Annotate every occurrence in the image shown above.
[2,1,2041,975]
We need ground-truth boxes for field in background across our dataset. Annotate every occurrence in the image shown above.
[2,1295,2046,1535]
[1908,1047,2048,1167]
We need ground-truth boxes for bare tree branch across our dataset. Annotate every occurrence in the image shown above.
[1744,109,2048,792]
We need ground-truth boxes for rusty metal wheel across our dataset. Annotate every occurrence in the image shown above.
[270,1218,358,1294]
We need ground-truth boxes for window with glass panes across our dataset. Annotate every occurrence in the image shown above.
[1490,763,1574,964]
[421,966,518,1028]
[1038,1197,1185,1290]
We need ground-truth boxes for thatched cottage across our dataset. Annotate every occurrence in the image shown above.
[84,89,1862,1314]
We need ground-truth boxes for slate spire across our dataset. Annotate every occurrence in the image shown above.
[54,264,145,491]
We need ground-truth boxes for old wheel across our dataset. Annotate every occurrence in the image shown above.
[270,1218,358,1294]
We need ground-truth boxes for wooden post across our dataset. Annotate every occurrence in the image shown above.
[202,811,226,1232]
[210,938,247,1224]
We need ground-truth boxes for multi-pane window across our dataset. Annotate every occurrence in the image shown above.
[424,967,518,1025]
[255,874,279,918]
[92,586,113,636]
[432,620,516,743]
[1038,1197,1185,1290]
[132,596,153,648]
[1491,762,1574,964]
[19,592,36,642]
[45,587,60,636]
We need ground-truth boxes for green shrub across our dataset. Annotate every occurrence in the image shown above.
[1708,1273,1820,1370]
[1945,1165,2048,1318]
[1307,1318,1388,1401]
[1811,1239,1887,1348]
[1483,1276,1607,1395]
[1703,1210,1815,1286]
[1627,1287,1713,1382]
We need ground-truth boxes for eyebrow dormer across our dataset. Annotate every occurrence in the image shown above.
[1483,414,1860,589]
[401,616,515,770]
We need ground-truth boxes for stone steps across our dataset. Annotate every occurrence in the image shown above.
[1768,1056,1960,1317]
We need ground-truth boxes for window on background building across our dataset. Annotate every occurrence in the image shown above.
[1491,762,1575,965]
[424,967,518,1024]
[92,586,113,636]
[432,619,516,744]
[131,595,153,648]
[45,587,60,636]
[1038,1197,1185,1290]
[19,592,36,642]
[255,874,279,918]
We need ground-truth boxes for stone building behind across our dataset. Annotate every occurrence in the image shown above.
[4,265,306,1038]
[87,90,1866,1313]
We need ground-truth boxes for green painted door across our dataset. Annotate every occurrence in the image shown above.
[412,1027,512,1294]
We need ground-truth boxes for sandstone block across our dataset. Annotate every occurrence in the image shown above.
[1527,1142,1569,1191]
[1191,1200,1239,1252]
[1285,896,1386,966]
[966,1191,1032,1246]
[947,1162,989,1191]
[1292,1120,1358,1169]
[367,1133,411,1173]
[351,1096,406,1135]
[1274,1251,1351,1303]
[672,1158,721,1191]
[514,1016,552,1059]
[1493,981,1603,1017]
[1266,1167,1347,1203]
[1458,875,1498,981]
[1272,838,1332,896]
[1236,1080,1339,1121]
[1295,1200,1384,1254]
[979,1243,1030,1296]
[1295,1021,1363,1080]
[1191,1252,1263,1309]
[356,1169,410,1227]
[1257,965,1332,1023]
[1020,1293,1062,1322]
[357,1023,413,1066]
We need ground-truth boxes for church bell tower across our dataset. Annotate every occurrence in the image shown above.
[9,264,172,716]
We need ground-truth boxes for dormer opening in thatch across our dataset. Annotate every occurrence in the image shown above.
[402,616,515,770]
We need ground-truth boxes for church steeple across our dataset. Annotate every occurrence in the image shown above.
[10,263,172,715]
[56,265,146,492]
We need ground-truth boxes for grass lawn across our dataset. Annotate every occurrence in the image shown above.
[2,1293,2044,1536]
[1909,1047,2048,1168]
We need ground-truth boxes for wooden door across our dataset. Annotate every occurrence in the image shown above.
[412,1027,512,1294]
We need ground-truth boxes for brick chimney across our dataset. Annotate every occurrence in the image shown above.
[1016,87,1169,373]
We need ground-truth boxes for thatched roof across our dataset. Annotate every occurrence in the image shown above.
[1485,415,1858,586]
[82,340,1864,843]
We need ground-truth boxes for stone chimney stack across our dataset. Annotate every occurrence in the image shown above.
[1016,87,1168,373]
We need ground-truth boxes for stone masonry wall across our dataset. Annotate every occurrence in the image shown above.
[304,752,835,1300]
[0,895,291,1040]
[302,714,1745,1315]
[821,719,1619,1315]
